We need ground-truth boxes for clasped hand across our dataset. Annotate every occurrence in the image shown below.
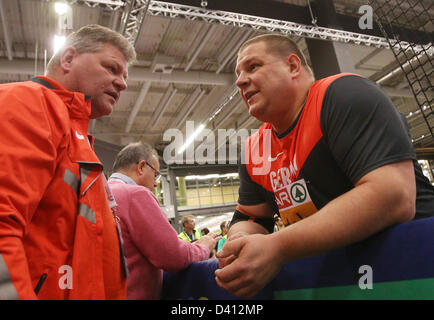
[214,232,284,298]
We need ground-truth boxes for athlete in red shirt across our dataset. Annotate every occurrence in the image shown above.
[215,34,434,298]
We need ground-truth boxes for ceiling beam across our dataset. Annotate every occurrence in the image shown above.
[125,81,152,133]
[216,29,254,74]
[0,59,234,86]
[376,49,432,84]
[194,95,242,150]
[128,67,234,85]
[174,86,205,129]
[184,24,217,72]
[355,47,383,69]
[0,0,13,60]
[149,84,178,130]
[381,86,414,98]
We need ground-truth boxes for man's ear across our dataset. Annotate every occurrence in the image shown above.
[59,46,78,73]
[136,160,146,175]
[286,53,302,77]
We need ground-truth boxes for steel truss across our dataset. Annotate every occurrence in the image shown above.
[148,1,393,48]
[63,0,431,54]
[65,0,125,10]
[64,0,150,45]
[120,0,151,45]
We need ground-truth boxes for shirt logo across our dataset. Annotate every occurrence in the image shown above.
[268,152,283,162]
[290,182,307,203]
[276,178,318,226]
[75,131,85,140]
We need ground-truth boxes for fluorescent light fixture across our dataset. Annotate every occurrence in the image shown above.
[54,2,69,15]
[177,123,205,154]
[185,174,219,180]
[184,173,238,180]
[221,173,239,178]
[53,35,66,54]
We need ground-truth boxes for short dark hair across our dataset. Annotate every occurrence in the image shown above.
[112,141,158,172]
[238,33,311,71]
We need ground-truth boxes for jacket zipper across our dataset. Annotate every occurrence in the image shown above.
[34,273,47,295]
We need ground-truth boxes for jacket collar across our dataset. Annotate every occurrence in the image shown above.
[108,173,138,186]
[31,76,92,121]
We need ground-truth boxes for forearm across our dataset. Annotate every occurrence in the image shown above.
[269,166,415,263]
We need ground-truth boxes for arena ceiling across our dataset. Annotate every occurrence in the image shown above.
[0,0,432,166]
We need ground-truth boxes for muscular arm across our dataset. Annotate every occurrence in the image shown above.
[273,160,415,259]
[216,160,415,297]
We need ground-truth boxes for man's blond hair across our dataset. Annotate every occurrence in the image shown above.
[238,33,312,74]
[46,24,136,73]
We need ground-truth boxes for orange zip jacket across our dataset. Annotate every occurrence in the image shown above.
[0,76,126,299]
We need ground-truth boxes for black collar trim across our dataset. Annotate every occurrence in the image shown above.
[31,77,54,89]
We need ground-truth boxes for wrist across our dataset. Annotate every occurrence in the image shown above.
[268,229,294,266]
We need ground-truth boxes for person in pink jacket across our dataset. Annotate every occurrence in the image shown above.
[108,141,220,299]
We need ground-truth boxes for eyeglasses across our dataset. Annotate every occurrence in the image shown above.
[146,162,161,182]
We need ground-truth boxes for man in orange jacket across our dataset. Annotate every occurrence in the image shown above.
[0,24,136,299]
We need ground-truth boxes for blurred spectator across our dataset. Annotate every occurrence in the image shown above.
[274,216,285,232]
[217,221,229,252]
[178,215,202,242]
[108,142,219,299]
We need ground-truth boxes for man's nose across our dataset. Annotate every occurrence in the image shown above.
[235,71,249,88]
[114,76,127,91]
